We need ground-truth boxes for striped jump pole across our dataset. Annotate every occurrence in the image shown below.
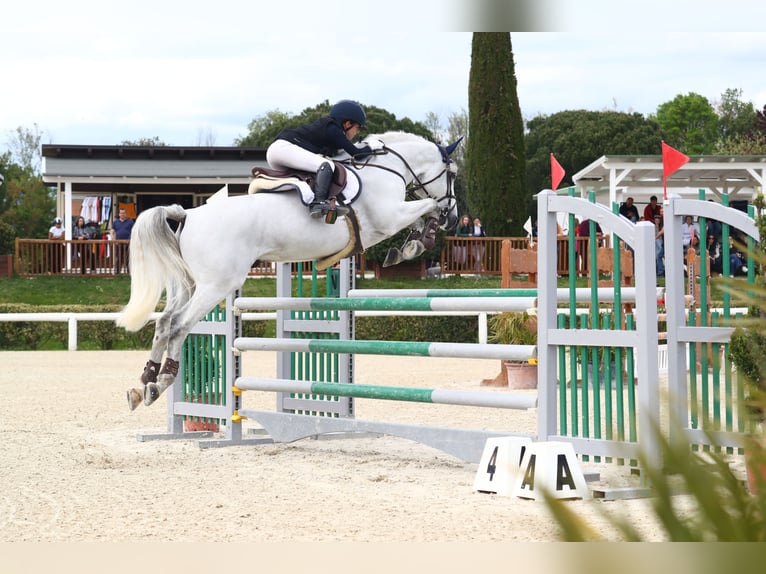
[235,377,537,410]
[233,337,536,362]
[233,296,536,313]
[348,287,645,303]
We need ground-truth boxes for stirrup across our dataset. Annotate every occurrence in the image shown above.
[310,201,327,218]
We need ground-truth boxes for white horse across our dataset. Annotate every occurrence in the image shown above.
[118,131,460,410]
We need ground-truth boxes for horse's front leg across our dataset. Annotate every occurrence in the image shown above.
[382,200,440,267]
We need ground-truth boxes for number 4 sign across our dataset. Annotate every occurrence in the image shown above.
[473,437,532,496]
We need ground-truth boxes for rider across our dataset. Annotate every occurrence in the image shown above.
[266,100,374,219]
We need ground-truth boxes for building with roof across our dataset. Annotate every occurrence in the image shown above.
[41,144,268,238]
[572,154,765,215]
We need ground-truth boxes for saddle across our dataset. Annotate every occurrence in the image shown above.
[248,161,363,270]
[250,161,348,199]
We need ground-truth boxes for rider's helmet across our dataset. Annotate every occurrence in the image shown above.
[329,100,367,128]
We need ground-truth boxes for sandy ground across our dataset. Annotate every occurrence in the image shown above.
[0,350,696,543]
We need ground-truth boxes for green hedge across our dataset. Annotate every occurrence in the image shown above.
[0,303,157,350]
[355,315,478,343]
[0,304,475,349]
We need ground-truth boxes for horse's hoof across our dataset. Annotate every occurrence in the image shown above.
[382,247,403,268]
[401,240,425,260]
[127,388,144,411]
[144,383,161,406]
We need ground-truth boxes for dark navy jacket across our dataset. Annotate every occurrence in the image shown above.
[274,116,372,159]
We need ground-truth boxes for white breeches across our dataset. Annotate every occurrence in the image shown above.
[266,140,334,173]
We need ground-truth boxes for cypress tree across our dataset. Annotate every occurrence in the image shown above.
[466,33,527,237]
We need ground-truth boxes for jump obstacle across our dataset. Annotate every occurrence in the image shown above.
[137,190,760,488]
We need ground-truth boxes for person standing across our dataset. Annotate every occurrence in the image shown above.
[619,197,639,223]
[643,195,662,222]
[654,215,665,278]
[471,217,487,273]
[48,216,66,273]
[681,215,700,256]
[454,215,472,271]
[72,216,92,273]
[111,207,134,274]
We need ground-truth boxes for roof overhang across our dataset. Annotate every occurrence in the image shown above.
[572,154,766,201]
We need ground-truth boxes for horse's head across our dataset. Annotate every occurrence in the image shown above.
[365,132,460,230]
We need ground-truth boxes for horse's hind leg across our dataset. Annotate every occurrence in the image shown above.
[143,286,227,407]
[127,282,189,410]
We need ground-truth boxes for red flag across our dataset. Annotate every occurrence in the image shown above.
[550,153,565,190]
[661,141,689,201]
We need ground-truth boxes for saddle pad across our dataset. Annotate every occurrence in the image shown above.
[248,169,361,206]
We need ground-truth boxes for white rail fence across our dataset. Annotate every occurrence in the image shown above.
[0,311,490,351]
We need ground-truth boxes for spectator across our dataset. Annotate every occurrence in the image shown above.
[454,215,472,270]
[730,250,747,276]
[643,195,662,222]
[654,214,665,277]
[72,216,92,274]
[111,207,135,274]
[48,216,66,273]
[471,217,487,272]
[681,215,700,256]
[707,233,722,275]
[575,218,603,276]
[619,197,639,223]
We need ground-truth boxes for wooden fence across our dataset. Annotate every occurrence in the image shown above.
[14,237,621,279]
[440,236,612,279]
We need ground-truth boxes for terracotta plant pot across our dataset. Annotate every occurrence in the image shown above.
[504,361,538,390]
[183,419,220,432]
[481,360,538,389]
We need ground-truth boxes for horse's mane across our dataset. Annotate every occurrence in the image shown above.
[363,131,429,146]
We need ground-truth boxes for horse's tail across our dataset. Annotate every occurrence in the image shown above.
[117,205,194,332]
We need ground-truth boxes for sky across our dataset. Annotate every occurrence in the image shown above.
[2,1,766,150]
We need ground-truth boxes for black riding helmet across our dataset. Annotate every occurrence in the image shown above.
[329,100,367,129]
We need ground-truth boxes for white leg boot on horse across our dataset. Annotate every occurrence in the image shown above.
[382,217,439,267]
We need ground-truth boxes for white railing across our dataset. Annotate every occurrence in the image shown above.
[0,311,490,351]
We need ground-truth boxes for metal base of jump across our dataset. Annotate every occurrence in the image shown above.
[238,409,534,464]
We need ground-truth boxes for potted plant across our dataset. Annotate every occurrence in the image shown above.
[729,299,766,494]
[727,196,766,493]
[482,310,538,389]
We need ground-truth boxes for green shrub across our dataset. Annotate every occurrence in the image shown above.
[355,315,477,343]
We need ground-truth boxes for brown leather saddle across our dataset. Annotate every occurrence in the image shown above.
[251,161,348,199]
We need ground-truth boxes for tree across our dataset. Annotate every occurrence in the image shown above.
[466,33,526,237]
[715,88,756,141]
[423,109,470,217]
[651,92,719,154]
[525,110,663,199]
[235,101,433,147]
[6,124,45,174]
[717,102,766,154]
[119,136,167,146]
[0,162,55,241]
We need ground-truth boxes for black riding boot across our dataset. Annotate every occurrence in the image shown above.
[310,162,333,218]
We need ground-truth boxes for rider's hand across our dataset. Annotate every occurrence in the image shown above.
[353,145,373,159]
[366,138,385,151]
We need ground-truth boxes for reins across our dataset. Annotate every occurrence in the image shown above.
[340,143,456,211]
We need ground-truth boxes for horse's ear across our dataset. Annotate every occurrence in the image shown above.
[445,136,464,156]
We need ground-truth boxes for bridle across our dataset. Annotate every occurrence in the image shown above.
[343,142,457,224]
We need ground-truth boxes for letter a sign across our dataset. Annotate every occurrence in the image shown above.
[513,442,590,500]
